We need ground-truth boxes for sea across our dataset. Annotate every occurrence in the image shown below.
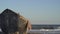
[28,24,60,34]
[28,29,60,34]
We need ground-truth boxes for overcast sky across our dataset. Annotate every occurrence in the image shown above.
[0,0,60,24]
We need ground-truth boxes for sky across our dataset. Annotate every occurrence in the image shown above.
[0,0,60,24]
